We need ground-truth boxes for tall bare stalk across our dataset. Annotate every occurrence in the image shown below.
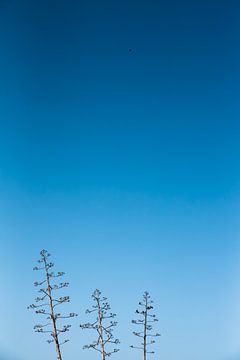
[28,249,77,360]
[130,291,160,360]
[80,289,120,359]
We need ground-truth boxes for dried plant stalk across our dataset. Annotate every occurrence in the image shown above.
[28,249,77,360]
[130,291,160,360]
[80,289,120,360]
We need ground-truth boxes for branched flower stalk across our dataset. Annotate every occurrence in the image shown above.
[28,249,78,360]
[130,291,160,360]
[80,289,120,360]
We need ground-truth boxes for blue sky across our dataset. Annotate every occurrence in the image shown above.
[0,1,239,359]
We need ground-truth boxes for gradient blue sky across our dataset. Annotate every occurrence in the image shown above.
[0,1,239,359]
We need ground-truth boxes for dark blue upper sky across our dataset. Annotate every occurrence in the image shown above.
[0,0,239,199]
[0,1,239,360]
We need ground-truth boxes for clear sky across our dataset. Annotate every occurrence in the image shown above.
[0,1,239,359]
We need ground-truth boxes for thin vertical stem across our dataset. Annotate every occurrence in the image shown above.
[97,297,105,360]
[143,295,147,360]
[43,256,62,360]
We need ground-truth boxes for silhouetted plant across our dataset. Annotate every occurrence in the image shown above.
[80,289,120,360]
[28,249,78,360]
[130,291,160,360]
